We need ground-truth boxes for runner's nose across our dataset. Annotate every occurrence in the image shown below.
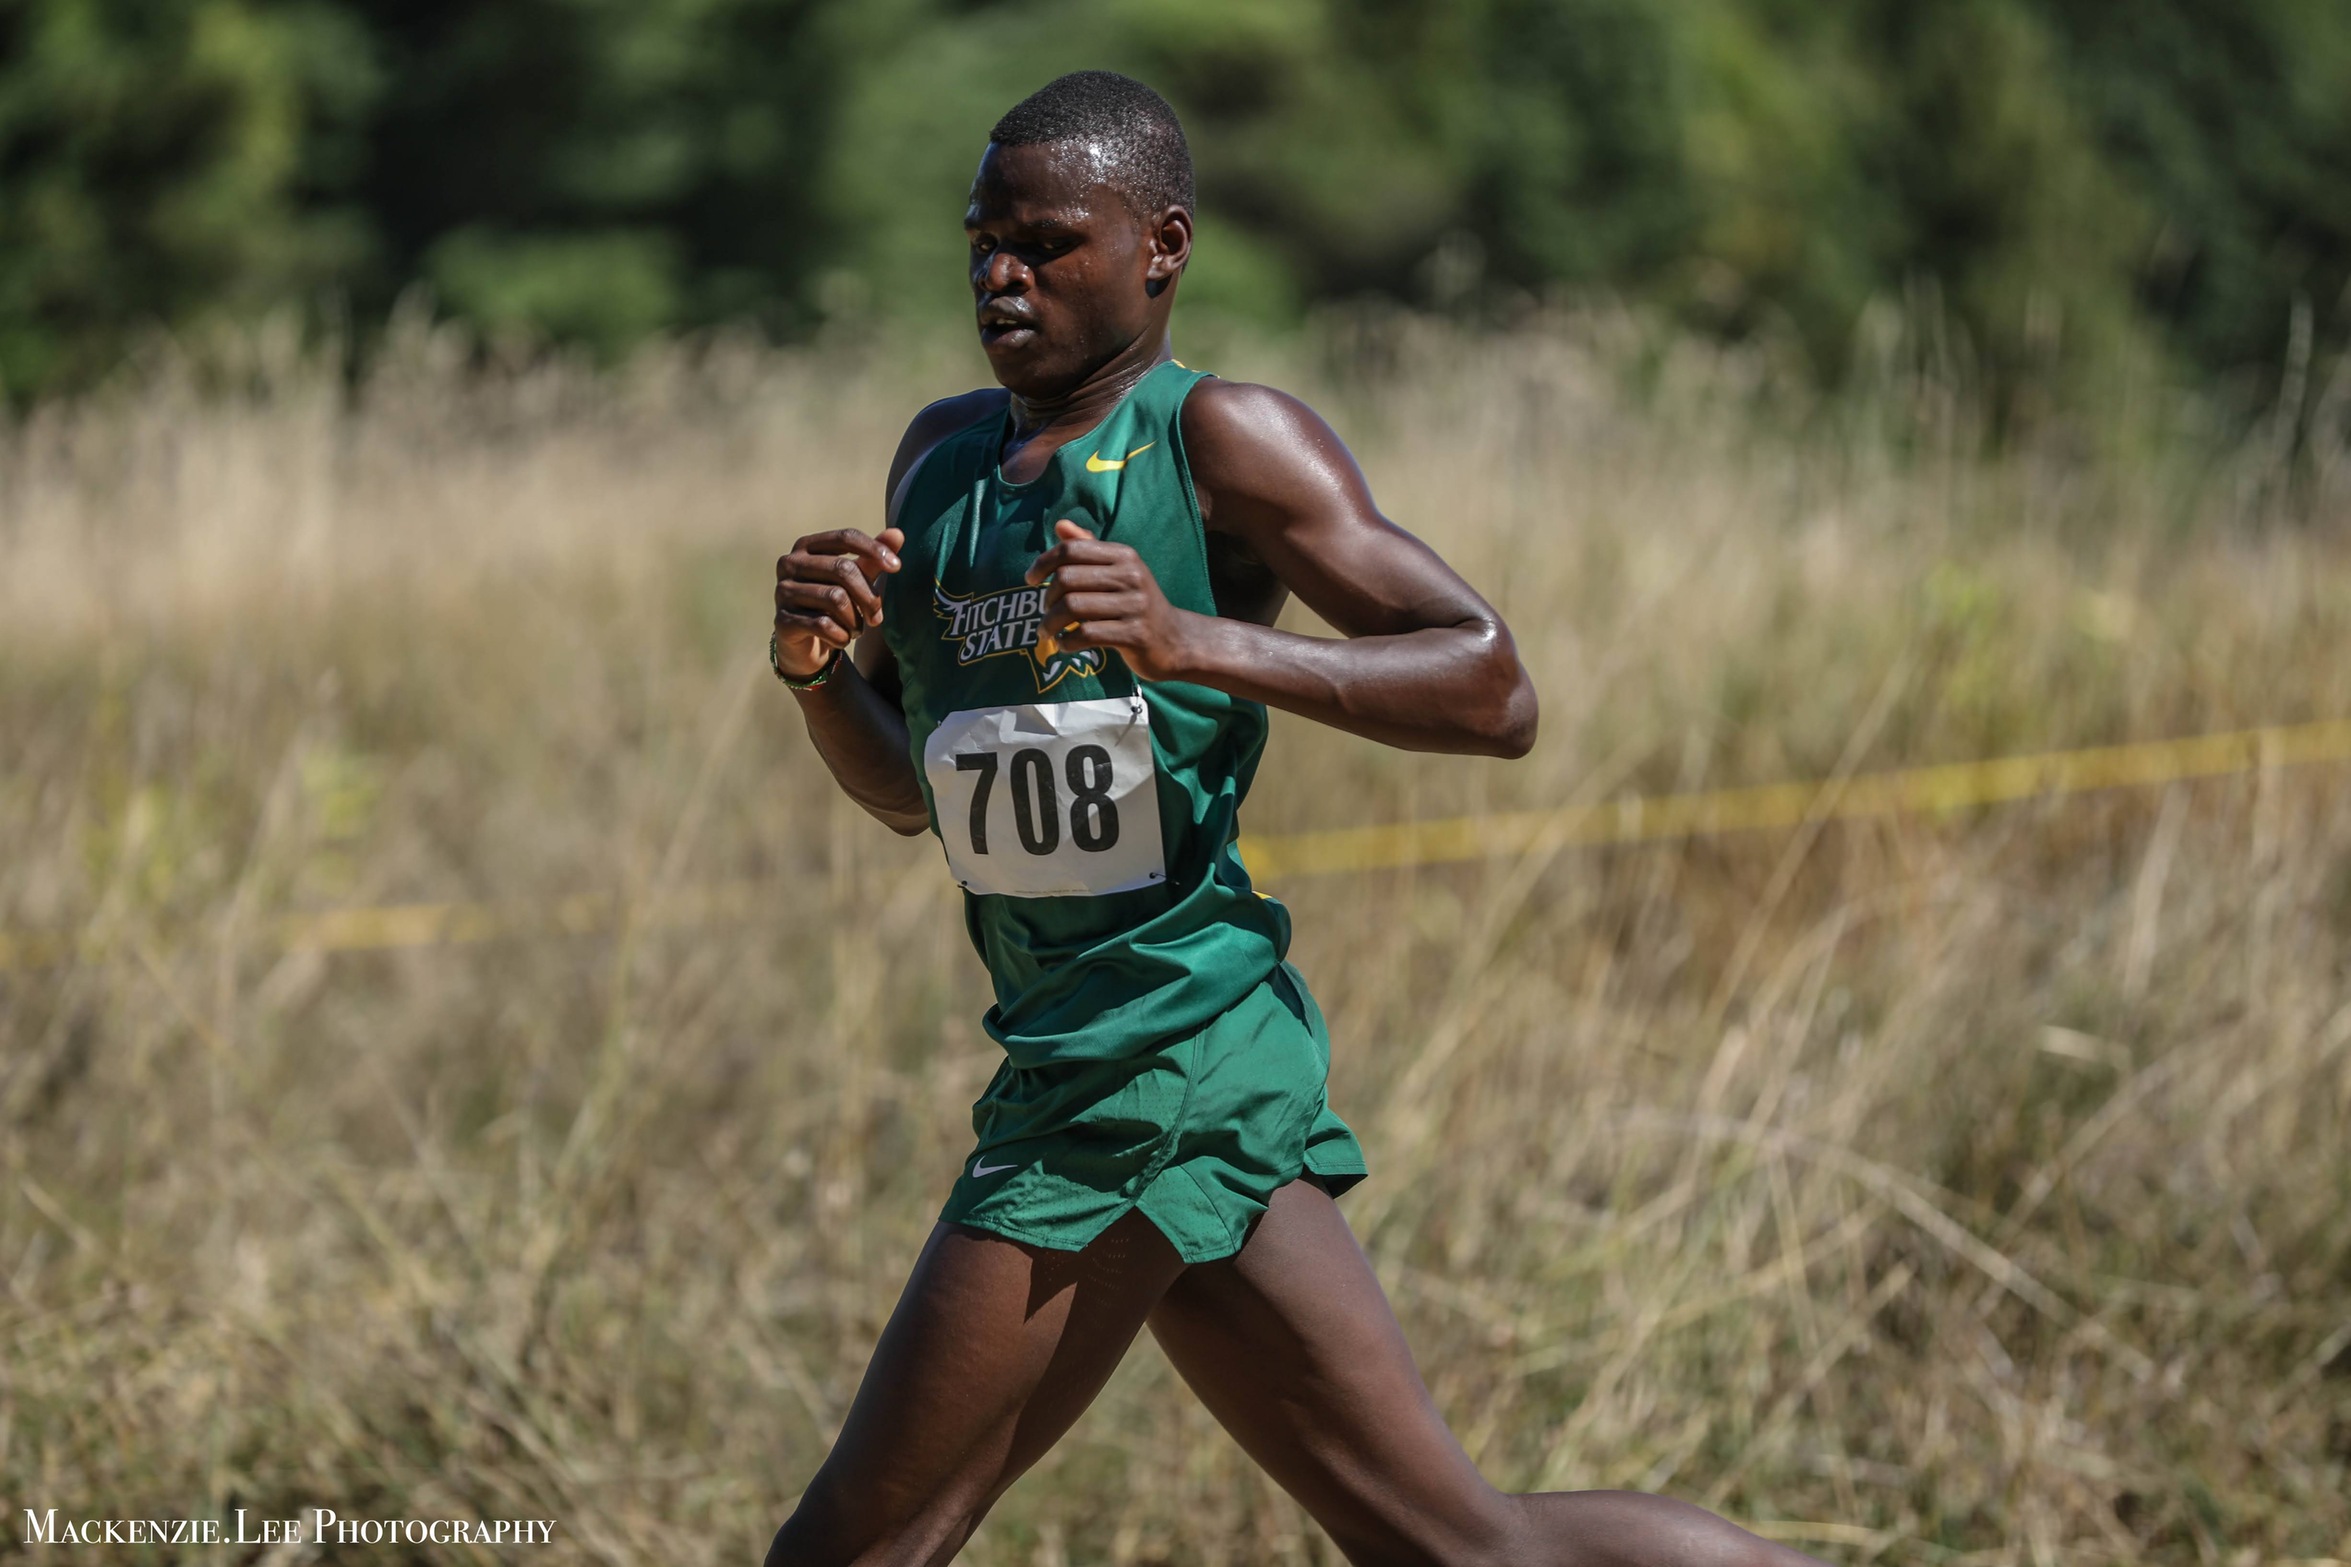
[980,249,1030,295]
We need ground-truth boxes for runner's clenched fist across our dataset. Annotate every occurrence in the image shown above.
[773,527,904,679]
[1026,518,1194,681]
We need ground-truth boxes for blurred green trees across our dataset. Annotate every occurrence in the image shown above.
[0,0,372,395]
[1,0,2345,403]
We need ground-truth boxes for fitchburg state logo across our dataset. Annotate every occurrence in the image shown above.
[934,581,1106,690]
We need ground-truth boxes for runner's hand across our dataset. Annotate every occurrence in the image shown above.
[1027,519,1196,682]
[774,527,904,678]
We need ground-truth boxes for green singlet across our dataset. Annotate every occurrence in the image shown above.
[880,358,1366,1263]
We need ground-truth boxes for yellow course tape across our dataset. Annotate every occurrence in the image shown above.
[0,882,771,970]
[6,719,2349,967]
[1234,716,2351,880]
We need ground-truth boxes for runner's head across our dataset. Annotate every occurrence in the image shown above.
[968,71,1194,395]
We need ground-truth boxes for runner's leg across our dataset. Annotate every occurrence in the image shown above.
[767,1211,1184,1567]
[1147,1180,1827,1567]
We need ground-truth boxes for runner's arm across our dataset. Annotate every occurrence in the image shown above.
[782,629,927,835]
[1031,380,1536,757]
[778,391,1005,834]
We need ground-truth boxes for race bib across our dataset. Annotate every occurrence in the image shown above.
[922,696,1168,898]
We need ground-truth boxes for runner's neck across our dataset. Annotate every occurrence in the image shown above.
[1001,338,1174,474]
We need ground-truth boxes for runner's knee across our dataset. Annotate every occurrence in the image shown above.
[763,1473,988,1567]
[1310,1484,1521,1567]
[1508,1490,1818,1567]
[762,1481,851,1567]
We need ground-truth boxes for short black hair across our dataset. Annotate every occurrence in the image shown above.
[989,70,1195,215]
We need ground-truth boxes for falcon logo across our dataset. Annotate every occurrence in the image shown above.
[934,582,1105,690]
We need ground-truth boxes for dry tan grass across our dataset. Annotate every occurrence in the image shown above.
[2,317,2348,1565]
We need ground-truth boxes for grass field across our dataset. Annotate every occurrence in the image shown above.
[3,317,2348,1565]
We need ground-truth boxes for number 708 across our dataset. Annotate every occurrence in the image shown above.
[953,745,1122,855]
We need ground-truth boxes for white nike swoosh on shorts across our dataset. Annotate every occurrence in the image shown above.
[970,1159,1018,1179]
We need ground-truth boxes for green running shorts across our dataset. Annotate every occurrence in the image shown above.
[940,962,1367,1264]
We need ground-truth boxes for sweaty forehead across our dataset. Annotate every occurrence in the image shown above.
[966,140,1126,226]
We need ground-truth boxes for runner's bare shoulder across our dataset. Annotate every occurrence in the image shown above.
[887,389,1011,524]
[1177,378,1368,532]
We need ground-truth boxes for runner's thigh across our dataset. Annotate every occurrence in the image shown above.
[769,1212,1184,1567]
[1146,1179,1518,1567]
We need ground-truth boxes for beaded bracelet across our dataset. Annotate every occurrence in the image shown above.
[771,633,843,690]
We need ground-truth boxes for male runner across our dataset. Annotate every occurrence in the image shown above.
[767,70,1826,1567]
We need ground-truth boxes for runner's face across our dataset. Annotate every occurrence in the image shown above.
[966,141,1171,396]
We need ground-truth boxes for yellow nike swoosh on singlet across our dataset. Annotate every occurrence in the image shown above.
[1084,441,1156,473]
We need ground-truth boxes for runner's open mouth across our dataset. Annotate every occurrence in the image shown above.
[977,303,1038,345]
